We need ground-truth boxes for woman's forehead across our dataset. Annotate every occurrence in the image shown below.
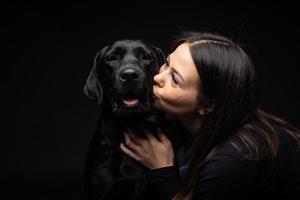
[167,44,200,87]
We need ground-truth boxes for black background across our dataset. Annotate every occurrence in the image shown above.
[3,1,300,200]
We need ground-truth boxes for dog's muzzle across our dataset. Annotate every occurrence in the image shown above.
[114,67,146,107]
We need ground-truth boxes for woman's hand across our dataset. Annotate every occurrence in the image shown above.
[120,129,174,170]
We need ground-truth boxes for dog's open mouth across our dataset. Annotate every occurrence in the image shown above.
[111,94,152,116]
[112,95,143,111]
[122,99,139,107]
[111,90,153,114]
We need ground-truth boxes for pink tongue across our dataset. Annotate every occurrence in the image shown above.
[122,99,139,106]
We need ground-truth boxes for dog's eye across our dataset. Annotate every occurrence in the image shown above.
[106,54,118,62]
[142,53,152,60]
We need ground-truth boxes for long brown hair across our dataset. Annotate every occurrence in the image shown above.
[171,32,300,200]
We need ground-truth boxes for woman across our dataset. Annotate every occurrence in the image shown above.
[120,31,300,200]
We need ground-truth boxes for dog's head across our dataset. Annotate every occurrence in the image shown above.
[83,39,165,117]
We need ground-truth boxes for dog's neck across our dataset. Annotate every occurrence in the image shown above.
[102,107,160,125]
[99,106,163,134]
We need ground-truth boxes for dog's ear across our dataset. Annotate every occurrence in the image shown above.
[150,45,166,66]
[83,46,109,105]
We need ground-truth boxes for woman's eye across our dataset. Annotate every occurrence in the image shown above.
[107,54,118,61]
[171,73,178,84]
[142,53,152,60]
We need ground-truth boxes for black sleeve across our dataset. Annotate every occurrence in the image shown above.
[147,166,183,200]
[147,153,258,200]
[192,153,258,200]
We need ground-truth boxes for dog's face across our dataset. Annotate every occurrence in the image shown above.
[84,39,165,117]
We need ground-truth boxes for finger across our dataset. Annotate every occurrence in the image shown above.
[157,127,165,134]
[144,130,157,141]
[144,130,160,146]
[120,143,141,161]
[124,132,138,145]
[158,131,172,146]
[124,133,143,152]
[127,129,143,145]
[127,128,134,136]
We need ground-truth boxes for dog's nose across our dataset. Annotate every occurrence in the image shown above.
[119,69,139,81]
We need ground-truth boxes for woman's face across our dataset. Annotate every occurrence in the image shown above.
[153,43,201,115]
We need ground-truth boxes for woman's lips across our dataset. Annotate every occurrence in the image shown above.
[152,86,159,98]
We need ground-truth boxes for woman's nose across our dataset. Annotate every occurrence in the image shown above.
[153,65,166,87]
[153,73,163,87]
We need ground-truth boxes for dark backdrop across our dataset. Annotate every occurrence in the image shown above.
[3,1,299,200]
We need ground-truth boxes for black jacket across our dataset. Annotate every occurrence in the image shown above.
[147,125,300,200]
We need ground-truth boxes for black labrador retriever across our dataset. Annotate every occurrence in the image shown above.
[83,39,190,200]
